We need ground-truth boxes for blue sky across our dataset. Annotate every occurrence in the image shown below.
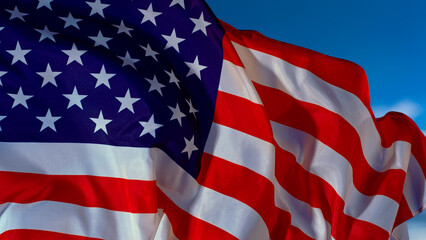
[205,0,426,238]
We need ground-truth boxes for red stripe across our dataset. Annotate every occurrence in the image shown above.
[0,229,101,240]
[222,26,425,177]
[274,147,389,240]
[213,91,274,143]
[215,90,405,201]
[376,112,426,225]
[376,112,426,176]
[157,190,237,240]
[0,171,157,213]
[221,20,371,108]
[219,17,426,238]
[222,31,426,181]
[222,34,244,68]
[198,153,314,240]
[213,91,389,239]
[252,82,406,201]
[393,197,414,230]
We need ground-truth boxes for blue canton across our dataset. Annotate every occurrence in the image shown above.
[0,0,224,178]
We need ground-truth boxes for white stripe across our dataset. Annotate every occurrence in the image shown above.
[206,122,399,234]
[219,57,419,224]
[403,154,426,214]
[0,142,270,239]
[153,211,178,240]
[0,201,159,240]
[206,123,332,239]
[205,122,275,180]
[0,142,155,180]
[218,60,262,104]
[225,45,413,173]
[391,222,409,240]
[270,121,399,232]
[150,148,270,240]
[274,179,332,240]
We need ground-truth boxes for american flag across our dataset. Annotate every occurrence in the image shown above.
[0,0,425,239]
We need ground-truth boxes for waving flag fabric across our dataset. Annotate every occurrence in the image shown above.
[0,0,425,239]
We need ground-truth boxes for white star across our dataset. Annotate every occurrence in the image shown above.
[89,31,112,49]
[190,12,211,36]
[63,87,87,109]
[0,116,6,131]
[185,56,207,79]
[118,51,139,69]
[62,43,87,65]
[90,111,112,134]
[91,65,115,89]
[170,0,185,9]
[60,13,82,29]
[162,29,185,52]
[36,109,61,132]
[139,3,162,26]
[165,69,180,88]
[113,20,133,36]
[116,89,140,113]
[0,27,3,31]
[186,99,198,117]
[0,71,7,86]
[145,75,165,96]
[169,103,186,126]
[37,63,61,87]
[139,114,162,138]
[86,0,110,18]
[37,0,54,10]
[35,26,58,42]
[7,42,31,65]
[140,43,159,61]
[6,7,28,22]
[182,136,198,159]
[8,87,33,109]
